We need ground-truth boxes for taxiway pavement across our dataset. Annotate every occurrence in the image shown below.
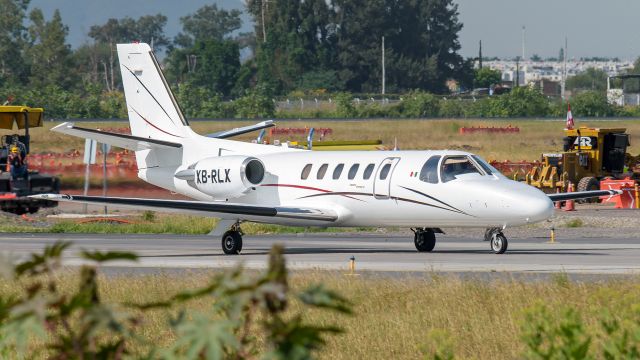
[1,231,640,274]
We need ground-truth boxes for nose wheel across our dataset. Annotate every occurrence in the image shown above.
[490,232,508,254]
[413,228,436,252]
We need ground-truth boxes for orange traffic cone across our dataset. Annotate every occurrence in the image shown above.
[554,188,562,209]
[563,183,575,212]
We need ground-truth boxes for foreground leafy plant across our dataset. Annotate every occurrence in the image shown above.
[0,242,351,359]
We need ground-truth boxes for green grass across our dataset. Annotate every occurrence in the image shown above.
[0,213,378,235]
[5,270,639,359]
[565,218,584,228]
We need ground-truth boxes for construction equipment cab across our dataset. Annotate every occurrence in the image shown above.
[0,106,59,214]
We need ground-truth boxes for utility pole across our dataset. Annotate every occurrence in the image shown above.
[521,26,526,60]
[261,0,268,43]
[478,40,483,69]
[561,37,568,100]
[381,36,386,95]
[515,57,520,87]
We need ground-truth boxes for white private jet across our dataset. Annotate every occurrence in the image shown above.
[33,43,619,255]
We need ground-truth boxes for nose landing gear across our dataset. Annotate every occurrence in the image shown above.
[490,232,508,254]
[412,228,437,252]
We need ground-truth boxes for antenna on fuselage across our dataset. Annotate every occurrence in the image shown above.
[307,128,315,150]
[257,129,266,143]
[393,137,398,151]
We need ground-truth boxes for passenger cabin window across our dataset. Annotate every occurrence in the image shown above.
[419,155,441,184]
[301,164,312,180]
[441,156,482,183]
[363,163,375,180]
[348,164,359,180]
[317,164,329,179]
[333,164,344,179]
[379,163,391,180]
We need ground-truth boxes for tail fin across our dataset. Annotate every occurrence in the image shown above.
[117,43,190,142]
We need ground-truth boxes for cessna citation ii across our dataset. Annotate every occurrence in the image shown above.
[32,43,619,255]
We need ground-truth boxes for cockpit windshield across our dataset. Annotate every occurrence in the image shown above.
[471,155,505,178]
[441,156,482,182]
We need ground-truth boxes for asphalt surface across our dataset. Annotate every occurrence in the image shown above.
[2,231,640,275]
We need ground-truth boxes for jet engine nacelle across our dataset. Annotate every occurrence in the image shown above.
[182,156,265,199]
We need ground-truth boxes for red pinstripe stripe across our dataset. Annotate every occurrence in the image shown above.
[131,107,183,138]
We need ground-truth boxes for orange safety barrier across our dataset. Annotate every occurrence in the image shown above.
[600,178,637,209]
[458,125,520,135]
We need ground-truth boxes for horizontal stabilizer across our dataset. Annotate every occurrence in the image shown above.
[206,120,275,139]
[29,194,338,222]
[547,189,622,202]
[51,122,182,151]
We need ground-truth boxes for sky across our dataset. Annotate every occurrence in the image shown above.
[30,0,640,61]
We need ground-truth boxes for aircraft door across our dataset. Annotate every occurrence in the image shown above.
[373,157,400,199]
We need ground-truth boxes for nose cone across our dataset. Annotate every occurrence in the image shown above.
[511,182,555,224]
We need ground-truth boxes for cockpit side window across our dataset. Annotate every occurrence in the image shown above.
[440,156,482,183]
[419,155,441,184]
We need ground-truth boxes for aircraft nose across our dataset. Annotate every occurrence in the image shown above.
[516,184,555,223]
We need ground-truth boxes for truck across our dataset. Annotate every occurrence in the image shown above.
[0,106,59,214]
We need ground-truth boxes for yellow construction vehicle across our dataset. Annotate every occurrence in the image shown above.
[526,126,630,195]
[0,106,59,214]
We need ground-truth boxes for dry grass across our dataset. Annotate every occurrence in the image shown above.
[27,119,640,161]
[6,270,637,359]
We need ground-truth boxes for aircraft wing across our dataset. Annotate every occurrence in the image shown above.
[29,194,338,222]
[206,120,275,139]
[547,189,622,202]
[51,122,181,151]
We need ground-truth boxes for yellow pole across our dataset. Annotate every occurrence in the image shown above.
[349,256,355,274]
[550,227,555,243]
[635,182,639,209]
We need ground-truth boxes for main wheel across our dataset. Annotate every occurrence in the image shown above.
[414,230,436,252]
[221,230,243,255]
[576,177,599,204]
[490,233,508,254]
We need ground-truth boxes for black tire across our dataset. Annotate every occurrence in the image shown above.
[490,233,508,254]
[28,207,38,214]
[415,229,436,252]
[221,231,243,255]
[576,177,600,204]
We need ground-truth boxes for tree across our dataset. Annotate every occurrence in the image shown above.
[185,39,240,96]
[530,54,542,62]
[246,0,337,94]
[88,14,168,50]
[559,47,564,62]
[0,0,30,84]
[474,67,502,88]
[174,4,242,48]
[332,0,467,94]
[25,9,75,88]
[88,14,168,91]
[399,91,440,117]
[571,91,615,117]
[566,68,608,92]
[483,87,550,117]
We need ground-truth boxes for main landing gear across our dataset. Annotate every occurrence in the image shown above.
[221,222,243,255]
[412,228,437,252]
